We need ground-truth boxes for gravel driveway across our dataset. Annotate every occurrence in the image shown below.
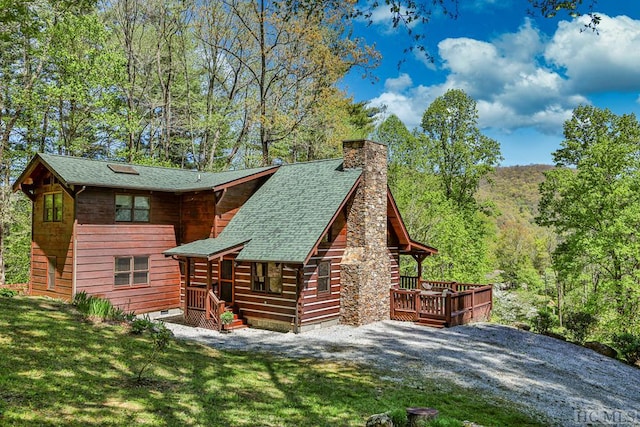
[163,320,640,426]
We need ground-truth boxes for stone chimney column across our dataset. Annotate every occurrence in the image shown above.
[340,140,391,326]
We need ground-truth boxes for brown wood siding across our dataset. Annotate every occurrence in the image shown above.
[76,187,180,227]
[299,211,347,325]
[389,247,400,288]
[214,179,266,236]
[75,224,180,314]
[233,262,298,325]
[180,192,215,243]
[31,183,74,300]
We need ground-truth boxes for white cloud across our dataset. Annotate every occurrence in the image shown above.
[545,14,640,93]
[384,73,413,92]
[369,16,640,135]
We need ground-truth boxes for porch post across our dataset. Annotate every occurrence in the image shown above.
[411,253,426,282]
[206,260,212,293]
[184,258,191,315]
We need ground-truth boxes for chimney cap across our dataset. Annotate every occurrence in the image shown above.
[342,139,388,146]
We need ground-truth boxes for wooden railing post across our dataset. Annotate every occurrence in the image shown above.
[414,290,420,321]
[390,289,395,318]
[445,293,452,326]
[471,288,475,320]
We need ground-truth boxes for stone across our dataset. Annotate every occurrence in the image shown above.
[406,407,438,427]
[340,140,391,326]
[365,413,394,427]
[584,341,618,358]
[513,322,531,331]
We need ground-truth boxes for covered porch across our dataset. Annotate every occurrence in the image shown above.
[165,237,249,331]
[392,240,492,328]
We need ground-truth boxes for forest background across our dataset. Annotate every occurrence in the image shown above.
[1,0,638,350]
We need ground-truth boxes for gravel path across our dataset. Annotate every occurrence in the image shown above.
[162,320,640,426]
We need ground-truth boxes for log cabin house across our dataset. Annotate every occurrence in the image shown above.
[14,139,491,332]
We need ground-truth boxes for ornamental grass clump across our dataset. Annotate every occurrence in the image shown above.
[72,291,132,321]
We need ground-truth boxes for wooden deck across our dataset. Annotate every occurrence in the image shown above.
[391,278,493,328]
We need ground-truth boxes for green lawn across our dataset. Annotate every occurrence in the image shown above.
[0,296,545,426]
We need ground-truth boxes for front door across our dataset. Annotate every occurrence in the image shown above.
[219,258,234,303]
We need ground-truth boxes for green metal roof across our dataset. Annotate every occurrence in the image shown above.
[164,159,361,264]
[19,153,275,192]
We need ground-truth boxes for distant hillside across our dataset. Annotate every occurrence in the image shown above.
[477,164,555,227]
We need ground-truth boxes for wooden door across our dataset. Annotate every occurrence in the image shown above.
[219,258,234,303]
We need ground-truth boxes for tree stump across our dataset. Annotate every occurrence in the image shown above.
[406,407,438,427]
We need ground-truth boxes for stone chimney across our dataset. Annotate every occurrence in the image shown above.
[340,139,391,326]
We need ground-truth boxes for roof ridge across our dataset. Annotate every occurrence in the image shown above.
[37,152,273,175]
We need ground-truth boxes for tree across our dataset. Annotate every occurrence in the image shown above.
[537,105,640,333]
[275,0,601,59]
[371,114,421,171]
[373,112,495,283]
[420,89,502,209]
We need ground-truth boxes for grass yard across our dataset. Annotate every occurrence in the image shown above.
[0,296,545,426]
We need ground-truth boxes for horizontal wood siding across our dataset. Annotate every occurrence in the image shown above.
[299,211,347,326]
[76,187,180,227]
[181,192,215,243]
[234,261,298,325]
[214,179,266,236]
[31,183,74,300]
[75,224,180,313]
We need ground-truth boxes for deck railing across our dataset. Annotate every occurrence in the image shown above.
[206,290,226,332]
[392,280,492,327]
[186,286,207,310]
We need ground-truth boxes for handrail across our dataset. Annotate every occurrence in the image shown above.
[390,283,493,326]
[206,290,226,332]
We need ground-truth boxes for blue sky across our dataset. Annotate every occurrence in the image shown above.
[340,1,640,166]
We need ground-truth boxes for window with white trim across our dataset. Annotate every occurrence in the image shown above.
[114,256,149,286]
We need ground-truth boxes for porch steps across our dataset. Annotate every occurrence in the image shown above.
[417,318,447,328]
[224,311,248,330]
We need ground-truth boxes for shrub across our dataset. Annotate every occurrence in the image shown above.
[0,288,18,298]
[564,311,596,343]
[133,319,174,382]
[130,316,155,335]
[612,333,640,365]
[532,308,557,335]
[220,310,234,325]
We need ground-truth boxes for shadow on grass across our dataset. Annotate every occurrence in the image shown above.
[1,296,475,426]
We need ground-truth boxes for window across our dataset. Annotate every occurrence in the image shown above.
[114,256,149,287]
[317,261,330,294]
[115,194,149,222]
[44,192,63,222]
[47,256,56,290]
[252,262,282,294]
